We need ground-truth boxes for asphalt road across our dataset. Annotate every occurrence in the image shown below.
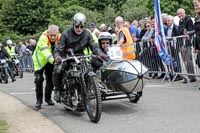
[0,73,200,133]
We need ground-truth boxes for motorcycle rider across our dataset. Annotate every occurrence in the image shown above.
[5,40,17,76]
[0,43,16,82]
[53,12,106,102]
[32,24,61,110]
[4,39,18,57]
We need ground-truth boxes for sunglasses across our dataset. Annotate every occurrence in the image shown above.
[101,42,110,45]
[146,25,150,27]
[75,25,84,29]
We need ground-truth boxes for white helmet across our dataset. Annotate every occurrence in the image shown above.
[73,13,86,26]
[6,39,13,45]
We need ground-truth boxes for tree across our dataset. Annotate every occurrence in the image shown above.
[1,0,53,35]
[145,0,194,18]
[121,0,147,21]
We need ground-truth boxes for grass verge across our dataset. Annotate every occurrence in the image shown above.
[0,119,8,133]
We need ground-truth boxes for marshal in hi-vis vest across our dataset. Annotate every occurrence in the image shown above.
[32,30,60,71]
[117,27,136,60]
[5,46,16,57]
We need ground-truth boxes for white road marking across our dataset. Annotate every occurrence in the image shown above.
[10,92,35,95]
[145,84,165,87]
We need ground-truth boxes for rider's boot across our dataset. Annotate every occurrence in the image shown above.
[35,94,43,111]
[35,100,42,111]
[45,92,54,106]
[54,87,61,102]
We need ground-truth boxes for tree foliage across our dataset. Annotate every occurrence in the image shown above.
[0,0,196,43]
[145,0,194,18]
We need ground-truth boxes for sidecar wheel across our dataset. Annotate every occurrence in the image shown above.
[84,75,102,123]
[127,93,140,103]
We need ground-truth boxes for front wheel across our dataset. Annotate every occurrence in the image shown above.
[84,75,102,123]
[16,64,23,78]
[3,68,8,84]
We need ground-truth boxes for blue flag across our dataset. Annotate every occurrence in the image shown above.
[154,0,172,65]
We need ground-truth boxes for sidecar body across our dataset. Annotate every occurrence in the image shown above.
[99,59,149,94]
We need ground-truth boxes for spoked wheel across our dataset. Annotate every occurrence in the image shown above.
[84,75,102,123]
[127,92,141,103]
[16,64,23,78]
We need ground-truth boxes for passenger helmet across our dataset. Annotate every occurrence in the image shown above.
[98,32,112,47]
[73,13,86,26]
[6,39,13,46]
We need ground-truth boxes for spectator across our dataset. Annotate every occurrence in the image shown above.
[99,23,107,32]
[193,0,200,90]
[89,23,100,37]
[18,42,26,55]
[138,19,147,40]
[166,15,183,81]
[177,8,196,83]
[115,16,136,60]
[124,20,140,42]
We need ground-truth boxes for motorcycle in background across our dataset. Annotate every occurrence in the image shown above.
[11,54,23,78]
[0,59,9,83]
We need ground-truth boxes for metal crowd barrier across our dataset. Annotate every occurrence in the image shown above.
[20,54,34,72]
[135,35,200,83]
[16,36,200,84]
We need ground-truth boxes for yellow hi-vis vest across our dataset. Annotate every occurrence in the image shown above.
[5,46,16,57]
[32,30,60,71]
[117,27,136,60]
[83,30,97,59]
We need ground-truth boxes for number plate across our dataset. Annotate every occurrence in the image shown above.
[107,47,123,60]
[15,59,20,64]
[0,59,6,64]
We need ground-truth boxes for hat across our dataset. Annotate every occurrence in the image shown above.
[99,23,106,29]
[89,23,96,28]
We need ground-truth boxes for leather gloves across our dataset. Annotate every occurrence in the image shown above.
[98,53,108,61]
[54,56,62,63]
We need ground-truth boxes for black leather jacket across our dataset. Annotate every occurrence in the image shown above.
[54,28,99,57]
[0,49,10,59]
[178,16,194,35]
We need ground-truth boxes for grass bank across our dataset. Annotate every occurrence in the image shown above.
[0,119,7,133]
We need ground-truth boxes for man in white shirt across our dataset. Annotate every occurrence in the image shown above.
[89,23,100,37]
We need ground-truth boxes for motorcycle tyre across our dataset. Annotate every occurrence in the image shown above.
[84,75,102,123]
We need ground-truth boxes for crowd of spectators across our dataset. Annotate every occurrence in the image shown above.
[87,7,199,83]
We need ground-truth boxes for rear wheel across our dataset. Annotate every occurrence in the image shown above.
[84,75,102,123]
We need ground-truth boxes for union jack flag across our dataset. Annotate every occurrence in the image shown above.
[154,0,172,65]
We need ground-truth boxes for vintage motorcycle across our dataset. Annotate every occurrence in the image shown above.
[58,47,148,123]
[58,49,102,123]
[0,59,9,83]
[11,54,23,78]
